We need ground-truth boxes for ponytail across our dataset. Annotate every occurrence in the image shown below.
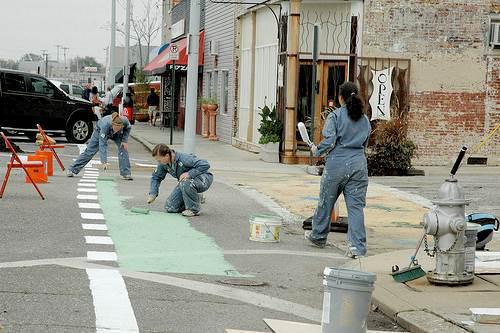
[339,82,364,121]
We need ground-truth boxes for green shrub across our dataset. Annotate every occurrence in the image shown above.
[199,96,218,105]
[258,104,282,144]
[367,119,417,176]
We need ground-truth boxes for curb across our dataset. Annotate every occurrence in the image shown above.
[131,133,155,152]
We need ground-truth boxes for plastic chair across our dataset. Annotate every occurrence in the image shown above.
[36,124,65,171]
[0,132,45,200]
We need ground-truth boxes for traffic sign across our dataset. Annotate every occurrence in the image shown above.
[169,44,179,61]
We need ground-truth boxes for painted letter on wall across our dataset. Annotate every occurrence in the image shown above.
[369,67,394,121]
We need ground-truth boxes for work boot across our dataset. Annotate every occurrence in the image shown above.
[67,170,76,177]
[122,175,133,181]
[345,246,364,259]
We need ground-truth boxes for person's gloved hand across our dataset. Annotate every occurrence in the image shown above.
[311,144,318,156]
[147,195,157,204]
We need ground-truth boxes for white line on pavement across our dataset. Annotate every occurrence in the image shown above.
[81,213,105,220]
[86,269,138,332]
[80,179,97,183]
[82,224,108,230]
[85,236,114,245]
[84,168,99,171]
[87,252,117,261]
[78,203,101,209]
[77,195,99,200]
[78,183,97,188]
[84,172,99,176]
[78,188,98,193]
[83,176,99,179]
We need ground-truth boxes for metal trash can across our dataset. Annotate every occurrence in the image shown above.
[322,267,376,333]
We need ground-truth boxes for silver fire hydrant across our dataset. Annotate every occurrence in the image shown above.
[422,146,474,285]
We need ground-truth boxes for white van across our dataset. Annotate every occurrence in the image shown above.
[50,80,85,98]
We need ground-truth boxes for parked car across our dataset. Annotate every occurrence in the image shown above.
[0,69,95,143]
[50,80,85,99]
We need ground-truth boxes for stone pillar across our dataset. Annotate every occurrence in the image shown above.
[208,105,219,141]
[201,104,209,138]
[282,0,301,163]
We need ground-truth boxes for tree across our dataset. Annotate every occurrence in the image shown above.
[0,58,18,70]
[69,56,103,72]
[117,0,161,68]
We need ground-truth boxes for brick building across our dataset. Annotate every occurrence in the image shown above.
[363,0,500,165]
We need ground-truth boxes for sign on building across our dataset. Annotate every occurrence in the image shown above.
[84,66,98,73]
[369,67,394,121]
[171,19,185,40]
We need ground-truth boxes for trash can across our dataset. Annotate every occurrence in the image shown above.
[322,267,376,333]
[464,223,479,275]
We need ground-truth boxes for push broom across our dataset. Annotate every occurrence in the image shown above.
[391,230,427,283]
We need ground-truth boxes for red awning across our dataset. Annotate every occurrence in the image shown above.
[143,31,205,75]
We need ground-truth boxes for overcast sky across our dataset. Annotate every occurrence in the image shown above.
[0,0,162,64]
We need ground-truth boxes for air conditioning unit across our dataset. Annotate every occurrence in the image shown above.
[210,40,219,56]
[490,22,500,47]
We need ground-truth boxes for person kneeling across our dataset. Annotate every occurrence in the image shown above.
[148,144,213,217]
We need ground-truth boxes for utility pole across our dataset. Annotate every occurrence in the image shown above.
[122,0,131,107]
[109,0,116,87]
[184,0,201,153]
[55,44,62,63]
[41,50,48,77]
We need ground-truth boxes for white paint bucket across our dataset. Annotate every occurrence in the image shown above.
[249,214,282,242]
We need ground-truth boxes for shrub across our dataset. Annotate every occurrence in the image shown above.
[199,96,218,105]
[367,119,417,176]
[258,104,282,144]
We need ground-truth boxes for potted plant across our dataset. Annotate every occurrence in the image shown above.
[199,97,218,139]
[258,104,282,163]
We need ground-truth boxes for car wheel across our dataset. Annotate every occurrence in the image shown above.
[66,118,93,143]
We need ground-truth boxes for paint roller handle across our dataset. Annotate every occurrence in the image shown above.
[450,146,467,176]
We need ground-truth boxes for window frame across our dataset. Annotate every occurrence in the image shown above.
[4,73,27,93]
[221,70,229,114]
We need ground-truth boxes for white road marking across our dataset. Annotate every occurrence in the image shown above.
[84,172,99,176]
[78,183,97,188]
[78,188,98,193]
[81,212,105,220]
[77,194,99,200]
[85,236,113,245]
[83,176,99,179]
[77,144,87,154]
[87,252,117,261]
[79,203,101,209]
[86,269,139,332]
[84,168,99,171]
[80,179,97,183]
[82,224,108,230]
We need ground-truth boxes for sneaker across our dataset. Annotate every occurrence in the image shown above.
[182,209,200,217]
[198,193,206,204]
[67,170,76,177]
[345,246,364,259]
[122,175,133,181]
[304,230,326,248]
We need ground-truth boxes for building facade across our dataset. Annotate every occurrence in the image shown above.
[232,0,500,165]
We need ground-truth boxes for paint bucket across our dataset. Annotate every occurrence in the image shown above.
[322,267,376,333]
[249,214,282,242]
[464,223,479,275]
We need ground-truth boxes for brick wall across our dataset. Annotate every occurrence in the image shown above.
[363,0,499,165]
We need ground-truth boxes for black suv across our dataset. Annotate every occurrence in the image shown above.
[0,69,96,143]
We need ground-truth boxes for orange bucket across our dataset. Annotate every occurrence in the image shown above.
[36,150,54,176]
[25,155,48,183]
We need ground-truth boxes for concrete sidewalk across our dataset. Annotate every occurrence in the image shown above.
[130,122,500,333]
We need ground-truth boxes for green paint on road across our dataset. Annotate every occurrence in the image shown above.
[97,181,243,276]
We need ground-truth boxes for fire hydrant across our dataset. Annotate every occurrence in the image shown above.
[422,146,474,285]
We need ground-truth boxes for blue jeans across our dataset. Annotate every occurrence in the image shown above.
[310,155,368,255]
[165,173,213,213]
[69,129,131,176]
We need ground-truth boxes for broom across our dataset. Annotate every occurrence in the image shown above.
[391,230,427,283]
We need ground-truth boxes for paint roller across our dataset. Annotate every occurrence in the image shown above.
[297,122,313,147]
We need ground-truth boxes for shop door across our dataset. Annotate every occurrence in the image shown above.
[313,62,348,142]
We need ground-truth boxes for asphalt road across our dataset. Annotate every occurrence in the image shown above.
[0,134,403,332]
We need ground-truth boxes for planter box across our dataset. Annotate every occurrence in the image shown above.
[260,142,280,163]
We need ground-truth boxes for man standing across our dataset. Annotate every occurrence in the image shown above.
[147,88,160,126]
